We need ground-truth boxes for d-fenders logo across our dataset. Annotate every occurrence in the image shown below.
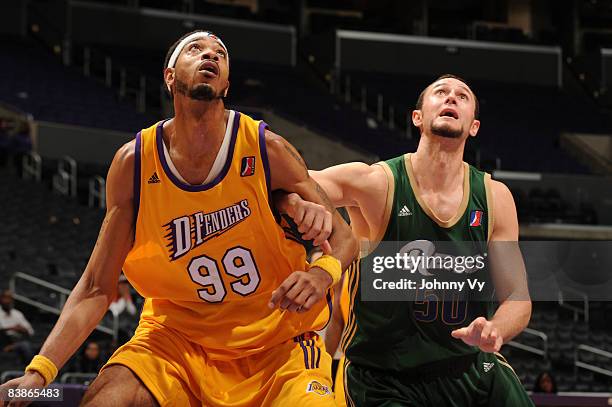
[164,199,251,261]
[306,380,331,396]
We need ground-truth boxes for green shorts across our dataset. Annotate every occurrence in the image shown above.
[344,352,534,407]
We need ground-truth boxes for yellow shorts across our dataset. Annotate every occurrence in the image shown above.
[101,320,335,407]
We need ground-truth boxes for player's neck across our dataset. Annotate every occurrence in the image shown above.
[169,99,227,160]
[412,135,465,192]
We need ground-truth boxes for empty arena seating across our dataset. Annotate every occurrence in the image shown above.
[0,36,155,132]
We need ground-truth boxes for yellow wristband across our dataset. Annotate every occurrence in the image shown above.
[25,354,58,386]
[309,255,342,286]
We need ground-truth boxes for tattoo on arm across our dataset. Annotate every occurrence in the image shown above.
[282,141,308,177]
[275,136,335,214]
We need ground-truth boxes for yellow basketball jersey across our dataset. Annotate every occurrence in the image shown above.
[123,111,331,360]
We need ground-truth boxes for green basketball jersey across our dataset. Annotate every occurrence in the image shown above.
[343,153,495,371]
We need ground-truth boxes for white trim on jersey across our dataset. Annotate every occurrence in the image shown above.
[162,110,235,185]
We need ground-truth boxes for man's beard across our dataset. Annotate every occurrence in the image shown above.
[430,120,463,139]
[175,79,226,101]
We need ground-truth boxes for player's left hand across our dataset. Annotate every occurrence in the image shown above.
[268,267,332,313]
[451,317,503,353]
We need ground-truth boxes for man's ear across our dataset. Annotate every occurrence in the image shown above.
[164,67,175,93]
[412,110,423,128]
[223,81,230,97]
[469,119,480,138]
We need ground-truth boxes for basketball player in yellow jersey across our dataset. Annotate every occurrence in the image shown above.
[0,31,357,407]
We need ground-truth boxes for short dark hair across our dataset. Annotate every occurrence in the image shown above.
[415,74,479,119]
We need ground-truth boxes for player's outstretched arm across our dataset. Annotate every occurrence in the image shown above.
[451,180,532,353]
[275,162,389,244]
[0,142,136,406]
[265,130,358,312]
[308,163,381,208]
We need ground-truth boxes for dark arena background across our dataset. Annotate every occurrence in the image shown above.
[1,0,612,406]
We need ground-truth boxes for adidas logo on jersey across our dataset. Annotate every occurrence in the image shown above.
[483,362,494,373]
[147,172,160,184]
[398,205,412,217]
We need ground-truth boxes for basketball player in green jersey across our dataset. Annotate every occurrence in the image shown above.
[277,74,534,406]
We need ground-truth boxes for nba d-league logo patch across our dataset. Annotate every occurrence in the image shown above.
[469,210,484,227]
[241,156,256,177]
[306,380,331,396]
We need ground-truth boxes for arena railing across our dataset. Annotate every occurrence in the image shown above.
[332,72,415,141]
[9,272,119,341]
[558,287,589,323]
[575,344,612,378]
[507,327,548,358]
[88,175,106,209]
[51,156,77,198]
[22,152,41,182]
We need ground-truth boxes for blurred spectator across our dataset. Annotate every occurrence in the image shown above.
[0,289,34,364]
[534,371,557,393]
[109,275,139,343]
[73,341,103,374]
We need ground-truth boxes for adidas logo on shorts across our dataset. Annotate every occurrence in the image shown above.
[398,205,412,217]
[483,362,495,373]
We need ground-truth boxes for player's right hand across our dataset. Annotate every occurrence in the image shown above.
[279,193,333,253]
[0,371,45,407]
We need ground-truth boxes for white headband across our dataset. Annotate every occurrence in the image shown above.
[166,31,229,70]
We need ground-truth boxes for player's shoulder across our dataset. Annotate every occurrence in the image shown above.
[490,179,513,199]
[262,128,307,168]
[112,139,137,171]
[106,140,136,196]
[489,179,516,213]
[263,128,282,144]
